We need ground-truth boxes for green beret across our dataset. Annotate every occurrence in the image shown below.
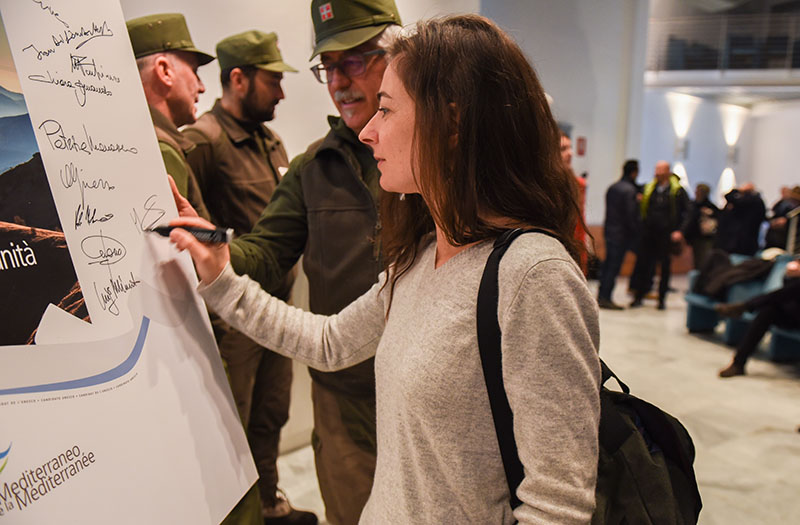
[216,31,297,73]
[310,0,401,59]
[126,13,214,65]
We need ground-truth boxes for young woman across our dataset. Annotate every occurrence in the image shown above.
[170,15,600,524]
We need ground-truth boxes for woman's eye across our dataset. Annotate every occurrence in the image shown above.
[378,107,389,116]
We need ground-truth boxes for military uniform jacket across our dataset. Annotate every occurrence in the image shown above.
[149,106,210,220]
[230,116,382,397]
[183,100,289,237]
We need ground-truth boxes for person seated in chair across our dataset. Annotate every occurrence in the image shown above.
[716,258,800,377]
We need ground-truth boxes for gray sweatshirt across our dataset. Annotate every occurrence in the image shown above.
[200,232,601,524]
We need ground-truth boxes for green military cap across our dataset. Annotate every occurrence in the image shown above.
[126,13,215,65]
[216,30,297,73]
[310,0,401,59]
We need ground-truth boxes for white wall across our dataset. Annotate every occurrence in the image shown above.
[745,100,800,205]
[639,90,729,195]
[635,88,791,207]
[481,0,649,224]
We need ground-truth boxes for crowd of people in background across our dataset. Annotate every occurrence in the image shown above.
[597,158,799,312]
[595,158,800,381]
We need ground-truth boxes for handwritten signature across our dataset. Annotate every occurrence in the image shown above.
[61,161,117,229]
[81,230,126,266]
[28,69,113,107]
[70,54,120,83]
[22,43,56,61]
[33,0,69,29]
[131,194,166,233]
[52,21,113,50]
[93,272,141,317]
[38,119,138,155]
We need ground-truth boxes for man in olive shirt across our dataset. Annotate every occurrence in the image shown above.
[229,2,400,524]
[126,13,212,219]
[183,31,316,525]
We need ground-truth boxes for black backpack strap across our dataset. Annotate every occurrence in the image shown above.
[477,227,558,509]
[601,360,630,394]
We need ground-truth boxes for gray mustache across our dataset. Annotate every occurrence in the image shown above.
[334,88,365,104]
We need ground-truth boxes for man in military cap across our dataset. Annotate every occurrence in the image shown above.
[128,14,266,525]
[126,13,212,218]
[182,31,317,525]
[172,2,401,523]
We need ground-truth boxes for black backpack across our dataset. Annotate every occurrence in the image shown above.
[477,228,702,524]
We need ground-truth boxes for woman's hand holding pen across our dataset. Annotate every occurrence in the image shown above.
[167,176,229,284]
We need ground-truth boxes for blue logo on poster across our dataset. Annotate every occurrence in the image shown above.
[0,443,10,475]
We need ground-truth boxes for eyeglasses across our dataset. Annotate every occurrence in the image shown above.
[310,49,386,84]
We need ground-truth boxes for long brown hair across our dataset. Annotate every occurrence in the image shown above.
[380,15,585,295]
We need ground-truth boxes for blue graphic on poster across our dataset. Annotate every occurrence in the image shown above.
[0,14,88,346]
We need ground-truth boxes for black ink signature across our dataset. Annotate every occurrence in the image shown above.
[60,161,116,199]
[70,54,121,83]
[74,201,114,229]
[38,119,138,155]
[52,20,113,50]
[32,0,69,29]
[131,195,166,233]
[81,230,126,266]
[28,70,112,107]
[93,272,140,317]
[22,43,55,60]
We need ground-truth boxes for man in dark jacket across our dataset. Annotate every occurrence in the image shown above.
[684,183,720,269]
[174,2,402,524]
[598,159,640,309]
[765,185,800,249]
[630,161,690,310]
[127,13,213,221]
[182,31,317,525]
[714,183,766,256]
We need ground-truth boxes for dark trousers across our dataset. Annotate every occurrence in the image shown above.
[599,237,630,301]
[632,229,671,302]
[218,326,293,507]
[733,278,800,366]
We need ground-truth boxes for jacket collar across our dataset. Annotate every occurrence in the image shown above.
[210,99,280,147]
[148,105,196,152]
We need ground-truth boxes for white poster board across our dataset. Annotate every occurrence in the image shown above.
[0,1,257,523]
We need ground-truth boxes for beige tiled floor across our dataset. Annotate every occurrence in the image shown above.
[276,275,800,524]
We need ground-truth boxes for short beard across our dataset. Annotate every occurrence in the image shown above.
[241,81,275,123]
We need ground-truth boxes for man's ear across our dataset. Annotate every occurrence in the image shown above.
[153,54,174,88]
[229,67,248,96]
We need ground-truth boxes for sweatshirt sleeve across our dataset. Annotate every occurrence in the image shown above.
[199,263,385,371]
[499,257,601,524]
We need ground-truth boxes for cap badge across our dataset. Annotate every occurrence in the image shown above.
[320,3,334,21]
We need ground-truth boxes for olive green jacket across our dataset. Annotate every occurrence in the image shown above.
[231,116,382,397]
[183,100,293,301]
[183,100,289,237]
[149,106,210,220]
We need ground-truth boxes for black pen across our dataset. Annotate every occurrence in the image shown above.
[146,225,233,244]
